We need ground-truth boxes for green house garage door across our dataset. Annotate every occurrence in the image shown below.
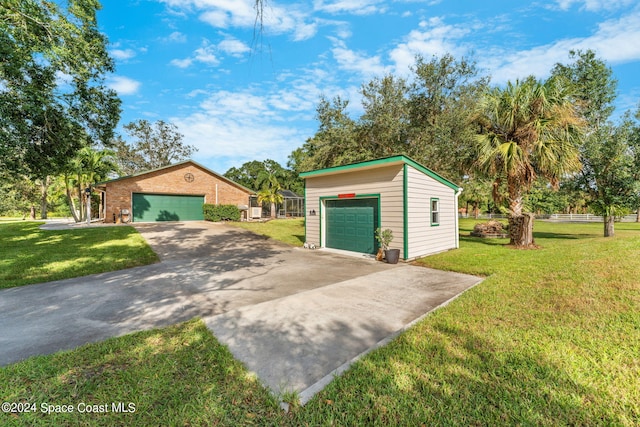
[325,198,378,254]
[132,193,204,222]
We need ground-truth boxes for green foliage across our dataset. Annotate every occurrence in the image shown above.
[0,174,39,217]
[203,204,241,222]
[374,227,394,250]
[224,159,303,194]
[0,0,121,179]
[296,54,488,182]
[551,49,617,126]
[552,50,639,235]
[60,147,118,222]
[256,175,285,219]
[474,76,584,245]
[523,179,570,214]
[114,120,197,176]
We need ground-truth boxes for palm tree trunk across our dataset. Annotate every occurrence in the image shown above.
[270,202,276,219]
[64,175,80,223]
[604,215,615,237]
[508,178,534,247]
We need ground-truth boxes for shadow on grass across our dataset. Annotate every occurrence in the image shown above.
[296,319,624,426]
[460,234,509,246]
[0,319,287,426]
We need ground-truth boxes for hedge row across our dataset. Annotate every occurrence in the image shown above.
[203,204,241,222]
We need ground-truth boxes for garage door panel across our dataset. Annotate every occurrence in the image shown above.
[326,198,378,254]
[132,194,204,222]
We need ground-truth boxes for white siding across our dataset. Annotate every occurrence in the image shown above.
[406,165,458,258]
[305,165,404,254]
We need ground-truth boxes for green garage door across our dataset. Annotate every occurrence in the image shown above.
[132,193,204,222]
[326,198,378,254]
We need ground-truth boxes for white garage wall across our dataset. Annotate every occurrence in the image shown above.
[406,165,458,258]
[305,164,404,254]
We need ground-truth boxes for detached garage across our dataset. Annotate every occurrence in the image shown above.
[97,160,254,223]
[301,155,462,261]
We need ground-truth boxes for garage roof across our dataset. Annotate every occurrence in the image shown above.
[96,160,255,194]
[299,155,461,191]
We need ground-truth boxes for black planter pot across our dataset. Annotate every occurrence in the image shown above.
[384,249,400,264]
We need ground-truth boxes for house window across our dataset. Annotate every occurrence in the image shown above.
[431,198,440,226]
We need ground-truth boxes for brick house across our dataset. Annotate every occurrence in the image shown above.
[96,160,254,223]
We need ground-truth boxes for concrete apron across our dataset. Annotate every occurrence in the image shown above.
[204,265,482,409]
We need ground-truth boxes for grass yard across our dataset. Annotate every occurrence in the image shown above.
[1,219,638,425]
[0,222,159,289]
[229,218,306,247]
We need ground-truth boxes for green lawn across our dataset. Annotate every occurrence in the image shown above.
[1,219,638,425]
[229,218,306,247]
[0,222,159,289]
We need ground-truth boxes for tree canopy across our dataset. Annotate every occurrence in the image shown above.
[113,120,197,176]
[0,0,121,178]
[297,54,488,182]
[552,50,636,236]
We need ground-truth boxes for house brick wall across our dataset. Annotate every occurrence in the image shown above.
[102,162,253,223]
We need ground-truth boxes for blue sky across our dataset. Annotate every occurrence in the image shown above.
[99,0,640,174]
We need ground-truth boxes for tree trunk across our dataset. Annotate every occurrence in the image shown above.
[39,176,50,219]
[64,175,80,223]
[270,202,276,219]
[636,206,639,223]
[604,215,615,237]
[76,182,84,222]
[509,213,535,247]
[507,177,535,247]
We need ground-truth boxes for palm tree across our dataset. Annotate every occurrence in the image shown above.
[474,77,584,247]
[256,174,284,219]
[63,147,118,222]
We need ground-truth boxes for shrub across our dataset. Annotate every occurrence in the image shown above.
[203,204,241,222]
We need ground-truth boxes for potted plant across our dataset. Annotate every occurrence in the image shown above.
[375,228,400,264]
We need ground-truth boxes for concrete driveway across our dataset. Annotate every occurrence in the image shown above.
[0,221,482,405]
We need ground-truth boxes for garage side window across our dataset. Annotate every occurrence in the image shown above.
[430,198,440,226]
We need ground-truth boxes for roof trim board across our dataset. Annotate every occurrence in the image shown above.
[299,155,461,191]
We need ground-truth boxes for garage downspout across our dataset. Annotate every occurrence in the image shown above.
[455,187,463,249]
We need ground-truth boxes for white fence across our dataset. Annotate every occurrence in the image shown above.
[544,213,638,222]
[459,213,638,222]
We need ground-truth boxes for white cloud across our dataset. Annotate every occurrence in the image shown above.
[194,41,220,65]
[170,57,194,68]
[555,0,635,12]
[331,38,389,77]
[389,17,472,74]
[171,90,309,169]
[314,0,385,15]
[159,0,318,41]
[110,48,136,61]
[165,31,187,43]
[217,37,250,56]
[170,36,252,68]
[166,73,345,170]
[107,76,141,95]
[487,9,640,83]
